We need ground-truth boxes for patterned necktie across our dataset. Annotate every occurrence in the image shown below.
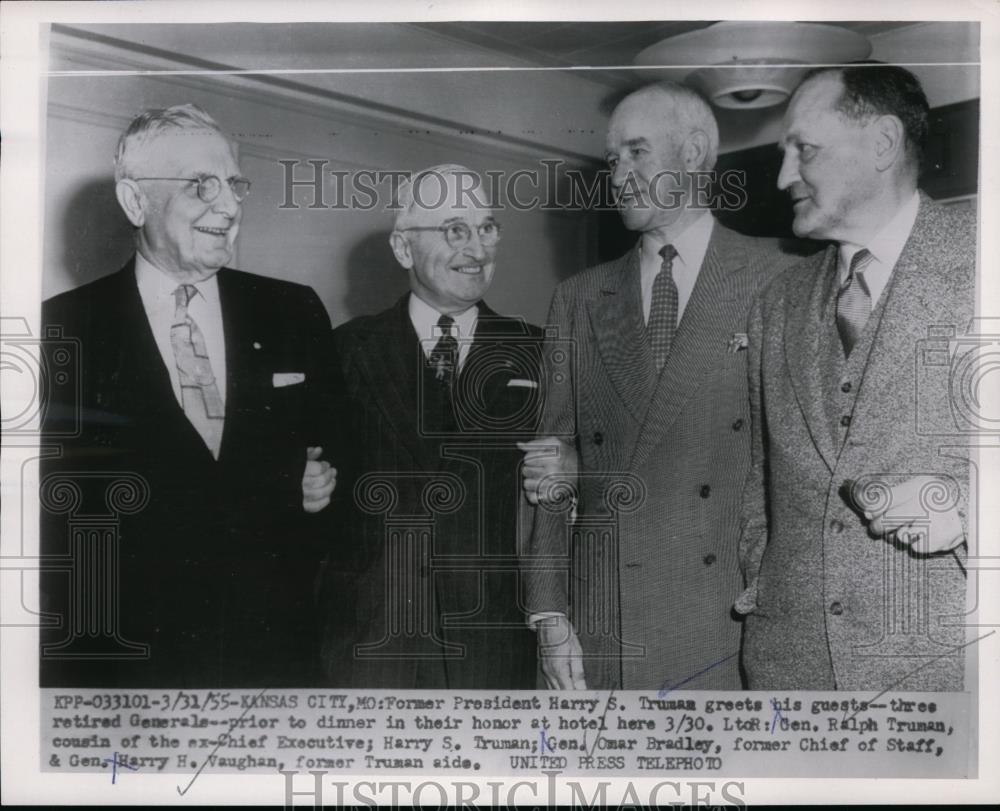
[170,284,224,459]
[648,244,679,371]
[428,314,458,386]
[836,248,873,357]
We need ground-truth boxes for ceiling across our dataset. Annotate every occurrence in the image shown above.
[409,21,918,87]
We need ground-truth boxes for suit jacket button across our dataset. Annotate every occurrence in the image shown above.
[703,553,717,566]
[840,415,852,427]
[699,485,711,498]
[731,418,744,431]
[841,380,852,393]
[829,601,844,616]
[830,519,844,533]
[593,431,603,445]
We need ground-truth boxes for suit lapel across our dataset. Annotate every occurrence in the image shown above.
[464,302,530,411]
[352,295,439,469]
[849,197,958,436]
[629,223,746,471]
[586,247,657,423]
[114,260,218,461]
[783,245,841,473]
[114,261,179,410]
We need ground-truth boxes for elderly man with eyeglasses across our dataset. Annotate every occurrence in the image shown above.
[315,164,542,688]
[40,104,342,687]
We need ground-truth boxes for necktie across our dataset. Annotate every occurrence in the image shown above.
[428,314,458,386]
[648,244,679,371]
[836,248,873,357]
[170,284,224,458]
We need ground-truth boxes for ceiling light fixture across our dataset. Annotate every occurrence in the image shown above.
[633,21,872,109]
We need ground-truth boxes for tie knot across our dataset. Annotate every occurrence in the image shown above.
[437,314,455,335]
[174,284,197,308]
[658,244,678,265]
[849,248,872,276]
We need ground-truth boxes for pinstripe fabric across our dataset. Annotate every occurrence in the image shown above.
[739,195,973,691]
[523,221,802,690]
[320,296,542,689]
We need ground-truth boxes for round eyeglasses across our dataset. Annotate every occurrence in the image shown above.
[399,220,501,250]
[132,174,252,203]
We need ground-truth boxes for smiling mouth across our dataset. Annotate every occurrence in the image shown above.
[452,264,485,275]
[194,226,230,237]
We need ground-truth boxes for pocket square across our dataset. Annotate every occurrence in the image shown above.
[507,379,538,389]
[727,333,749,353]
[273,372,305,387]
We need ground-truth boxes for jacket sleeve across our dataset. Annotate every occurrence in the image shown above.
[520,284,577,617]
[735,289,770,614]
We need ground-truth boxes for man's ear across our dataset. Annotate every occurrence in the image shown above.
[873,114,905,172]
[389,231,413,269]
[115,179,146,227]
[682,130,710,170]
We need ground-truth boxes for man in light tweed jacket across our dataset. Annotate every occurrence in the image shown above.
[738,65,974,690]
[520,83,799,690]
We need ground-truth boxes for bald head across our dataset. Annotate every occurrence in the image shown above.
[605,82,720,236]
[612,83,720,171]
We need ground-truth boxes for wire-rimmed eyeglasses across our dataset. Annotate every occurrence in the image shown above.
[399,220,501,250]
[131,174,252,203]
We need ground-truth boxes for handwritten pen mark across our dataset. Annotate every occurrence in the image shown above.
[103,751,138,785]
[539,729,552,754]
[657,652,739,698]
[769,699,786,735]
[176,686,268,796]
[842,630,995,725]
[585,688,617,757]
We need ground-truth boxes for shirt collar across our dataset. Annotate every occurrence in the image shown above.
[407,292,478,340]
[838,191,920,278]
[640,210,714,272]
[134,251,221,305]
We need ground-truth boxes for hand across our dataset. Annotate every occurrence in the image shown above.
[855,475,964,554]
[302,446,337,513]
[518,437,578,506]
[537,614,587,690]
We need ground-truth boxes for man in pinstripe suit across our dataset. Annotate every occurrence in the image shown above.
[521,83,799,690]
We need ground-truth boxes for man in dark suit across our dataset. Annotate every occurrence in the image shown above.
[40,104,338,687]
[318,164,541,688]
[738,65,972,690]
[520,83,799,691]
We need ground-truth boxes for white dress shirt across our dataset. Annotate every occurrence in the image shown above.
[837,191,920,307]
[135,252,227,406]
[638,211,715,326]
[408,292,478,371]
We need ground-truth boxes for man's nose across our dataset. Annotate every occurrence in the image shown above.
[463,229,488,260]
[610,160,629,189]
[776,151,798,192]
[212,180,241,217]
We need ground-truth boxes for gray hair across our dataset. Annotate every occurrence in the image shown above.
[618,82,720,170]
[114,103,228,181]
[392,164,485,230]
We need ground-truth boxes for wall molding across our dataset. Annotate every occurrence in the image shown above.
[49,26,602,170]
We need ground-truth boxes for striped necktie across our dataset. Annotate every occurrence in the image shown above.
[648,244,679,371]
[836,248,873,357]
[170,284,224,458]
